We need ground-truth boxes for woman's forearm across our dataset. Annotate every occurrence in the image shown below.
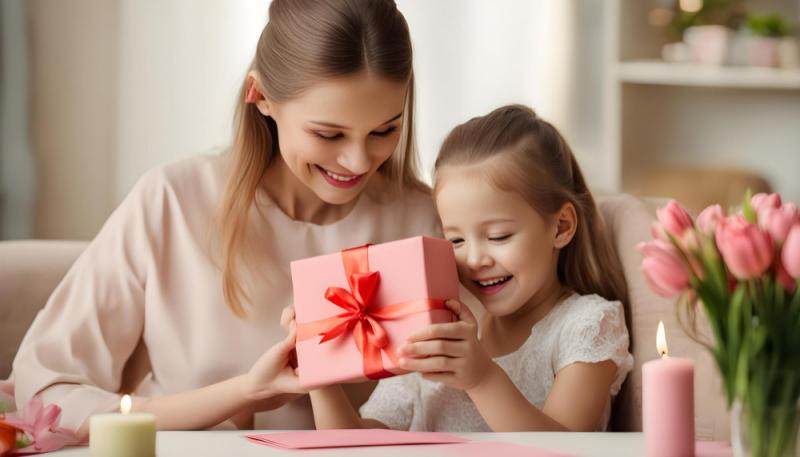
[466,364,567,432]
[131,374,258,430]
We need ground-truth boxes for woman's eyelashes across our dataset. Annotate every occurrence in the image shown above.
[314,131,343,141]
[312,126,398,142]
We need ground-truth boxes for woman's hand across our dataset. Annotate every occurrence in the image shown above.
[398,299,497,391]
[240,317,306,401]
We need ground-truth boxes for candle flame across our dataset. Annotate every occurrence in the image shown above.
[120,394,132,415]
[656,321,668,358]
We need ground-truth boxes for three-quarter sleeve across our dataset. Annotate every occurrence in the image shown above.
[12,169,165,434]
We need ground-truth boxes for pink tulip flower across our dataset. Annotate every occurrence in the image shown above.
[758,203,799,244]
[783,225,800,279]
[653,200,694,241]
[751,192,781,212]
[696,204,725,235]
[715,216,774,280]
[638,240,691,297]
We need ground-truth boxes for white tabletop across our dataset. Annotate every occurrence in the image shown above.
[48,431,647,456]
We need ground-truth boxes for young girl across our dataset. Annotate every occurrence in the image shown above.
[308,104,634,432]
[10,0,436,438]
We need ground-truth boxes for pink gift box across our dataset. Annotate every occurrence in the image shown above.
[290,236,459,389]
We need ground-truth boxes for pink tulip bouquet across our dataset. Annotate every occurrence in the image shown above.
[639,192,800,457]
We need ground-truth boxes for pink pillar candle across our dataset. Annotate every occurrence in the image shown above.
[642,321,695,457]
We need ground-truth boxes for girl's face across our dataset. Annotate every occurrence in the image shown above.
[255,71,407,205]
[436,163,568,317]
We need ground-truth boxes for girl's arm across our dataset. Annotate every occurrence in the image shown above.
[309,385,387,429]
[399,299,617,432]
[280,306,387,430]
[465,359,616,432]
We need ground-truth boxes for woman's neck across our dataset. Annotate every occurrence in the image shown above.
[261,156,359,225]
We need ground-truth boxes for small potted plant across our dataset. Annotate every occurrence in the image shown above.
[741,14,791,67]
[669,0,746,65]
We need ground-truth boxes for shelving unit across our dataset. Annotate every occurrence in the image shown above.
[569,0,800,205]
[617,60,800,89]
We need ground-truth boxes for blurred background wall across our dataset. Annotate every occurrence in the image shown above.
[1,0,798,241]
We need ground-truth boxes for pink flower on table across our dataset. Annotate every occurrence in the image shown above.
[715,216,774,280]
[638,240,691,297]
[653,200,694,241]
[0,381,13,414]
[2,397,79,454]
[696,204,725,235]
[783,225,800,279]
[751,192,781,212]
[758,203,799,244]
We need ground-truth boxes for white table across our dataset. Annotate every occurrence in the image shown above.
[48,431,647,456]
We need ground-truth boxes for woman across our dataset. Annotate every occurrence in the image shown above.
[11,0,438,439]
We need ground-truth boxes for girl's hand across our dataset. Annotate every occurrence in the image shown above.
[241,321,306,401]
[398,299,497,391]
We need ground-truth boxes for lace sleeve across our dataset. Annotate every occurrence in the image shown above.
[554,297,634,395]
[358,373,418,431]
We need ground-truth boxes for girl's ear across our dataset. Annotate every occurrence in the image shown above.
[245,71,271,116]
[553,202,578,249]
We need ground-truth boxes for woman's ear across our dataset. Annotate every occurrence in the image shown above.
[245,71,271,116]
[553,202,578,249]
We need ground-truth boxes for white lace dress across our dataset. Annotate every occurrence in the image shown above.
[359,293,634,432]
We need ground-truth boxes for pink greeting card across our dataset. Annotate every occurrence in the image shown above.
[245,429,469,449]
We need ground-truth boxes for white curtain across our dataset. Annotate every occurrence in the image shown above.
[398,0,574,181]
[0,0,36,240]
[113,0,267,201]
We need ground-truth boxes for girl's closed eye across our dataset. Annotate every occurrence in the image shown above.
[448,237,464,246]
[488,234,512,242]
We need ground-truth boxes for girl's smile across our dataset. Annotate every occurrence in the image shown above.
[474,275,514,295]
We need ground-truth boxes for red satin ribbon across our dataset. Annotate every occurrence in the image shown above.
[296,245,447,380]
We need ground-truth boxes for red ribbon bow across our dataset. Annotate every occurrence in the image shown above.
[296,245,447,380]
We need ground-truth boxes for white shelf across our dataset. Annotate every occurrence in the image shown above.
[617,60,800,90]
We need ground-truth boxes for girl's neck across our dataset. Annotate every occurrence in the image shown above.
[261,155,359,225]
[483,273,568,356]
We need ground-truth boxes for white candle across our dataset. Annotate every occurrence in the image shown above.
[90,395,156,457]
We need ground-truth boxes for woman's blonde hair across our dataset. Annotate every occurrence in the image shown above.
[433,104,629,306]
[220,0,427,317]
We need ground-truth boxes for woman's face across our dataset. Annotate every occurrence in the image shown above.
[435,163,568,318]
[256,72,407,205]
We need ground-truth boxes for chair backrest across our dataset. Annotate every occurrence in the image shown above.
[0,240,88,378]
[597,194,730,440]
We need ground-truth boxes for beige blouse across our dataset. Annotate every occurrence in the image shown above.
[12,154,440,432]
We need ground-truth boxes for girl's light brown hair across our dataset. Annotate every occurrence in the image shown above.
[220,0,427,317]
[434,104,629,305]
